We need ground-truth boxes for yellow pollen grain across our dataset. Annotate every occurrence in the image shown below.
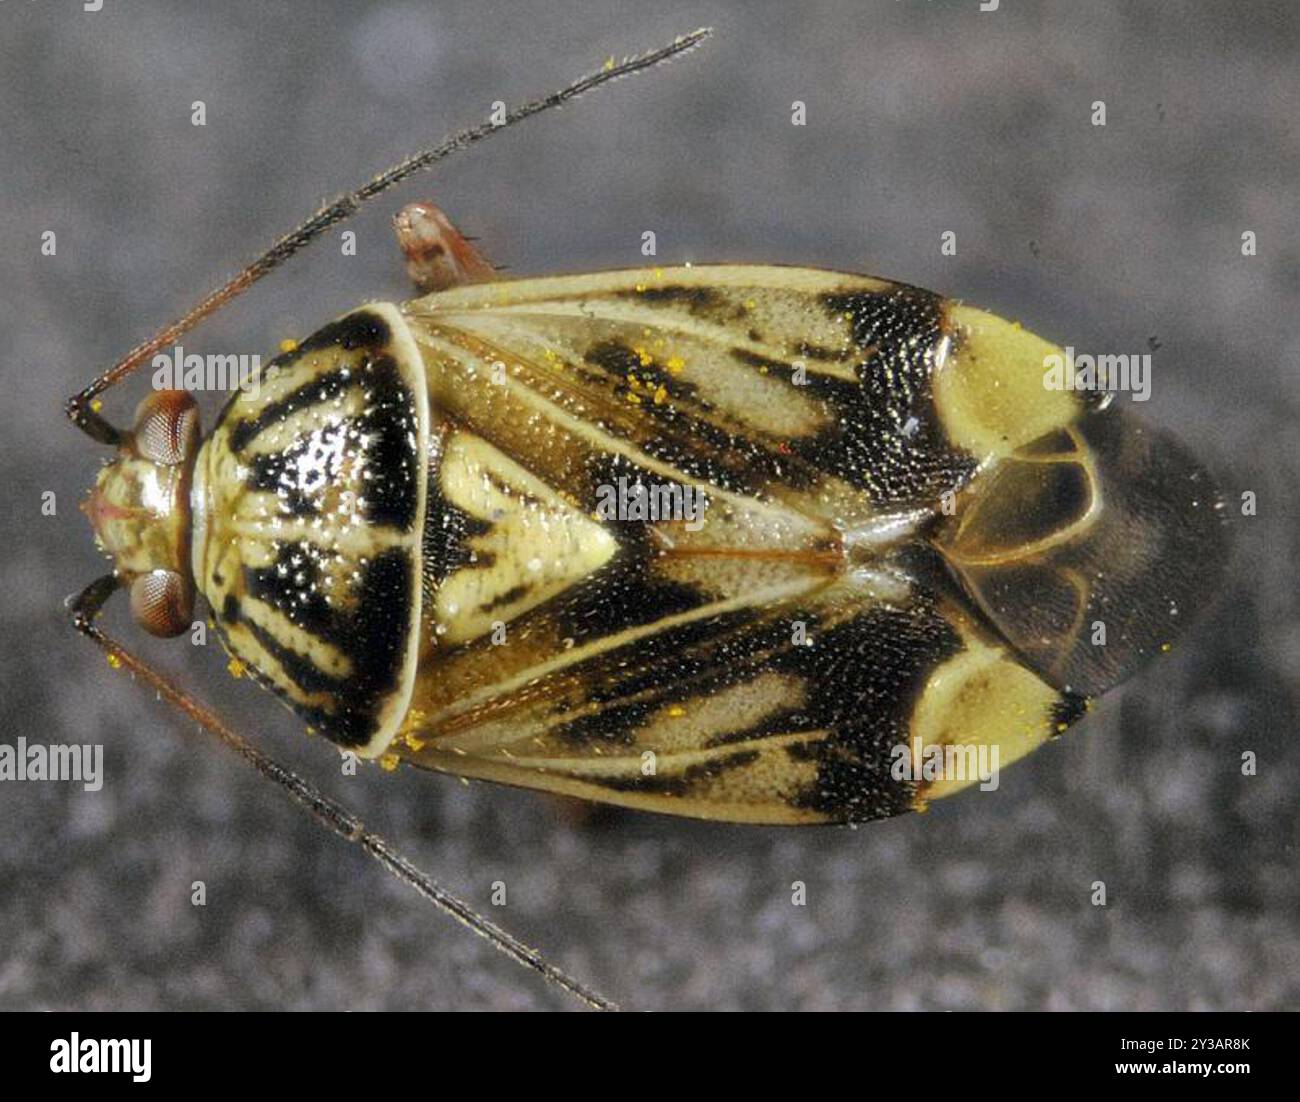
[378,752,400,772]
[227,657,246,679]
[626,392,641,406]
[403,731,427,752]
[653,385,668,405]
[106,653,121,670]
[667,704,686,717]
[278,338,299,354]
[1160,642,1173,653]
[90,399,103,413]
[603,56,615,71]
[666,356,685,375]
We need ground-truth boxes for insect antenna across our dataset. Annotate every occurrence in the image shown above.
[64,27,713,442]
[69,575,620,1011]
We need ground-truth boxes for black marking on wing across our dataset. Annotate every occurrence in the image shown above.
[601,749,762,795]
[1050,690,1090,729]
[479,583,531,614]
[549,697,666,749]
[730,347,790,374]
[784,599,962,820]
[577,345,820,494]
[549,534,705,648]
[584,339,710,407]
[421,475,493,598]
[612,284,731,318]
[544,606,774,750]
[778,287,979,504]
[794,340,854,363]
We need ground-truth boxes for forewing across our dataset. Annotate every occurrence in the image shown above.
[405,265,982,524]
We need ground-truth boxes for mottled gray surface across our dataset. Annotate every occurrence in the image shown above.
[0,0,1296,1011]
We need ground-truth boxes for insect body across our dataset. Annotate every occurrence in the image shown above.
[65,29,1228,1006]
[86,263,1230,824]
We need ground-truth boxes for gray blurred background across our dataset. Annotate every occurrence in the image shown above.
[0,0,1296,1010]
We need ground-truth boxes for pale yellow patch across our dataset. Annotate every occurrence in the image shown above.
[910,628,1058,802]
[937,304,1078,458]
[433,431,617,645]
[636,672,806,753]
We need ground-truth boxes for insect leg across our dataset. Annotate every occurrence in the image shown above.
[67,577,620,1011]
[64,28,712,442]
[393,201,498,292]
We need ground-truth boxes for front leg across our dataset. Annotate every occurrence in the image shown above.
[393,201,498,292]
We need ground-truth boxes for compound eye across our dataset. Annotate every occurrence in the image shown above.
[133,390,200,466]
[129,570,193,638]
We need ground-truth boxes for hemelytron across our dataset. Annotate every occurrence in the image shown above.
[65,29,1228,1009]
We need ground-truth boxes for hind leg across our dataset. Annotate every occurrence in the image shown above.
[393,201,498,292]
